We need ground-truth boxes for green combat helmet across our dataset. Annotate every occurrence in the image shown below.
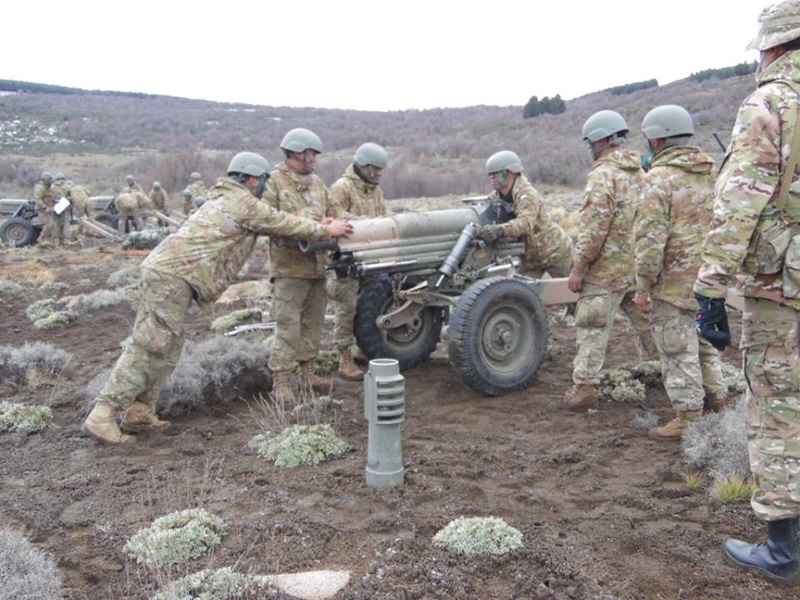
[485,151,523,175]
[280,128,323,153]
[748,0,800,50]
[41,171,53,184]
[183,188,193,199]
[354,143,388,184]
[641,105,694,140]
[153,181,161,189]
[227,151,272,177]
[190,172,202,181]
[194,196,207,208]
[54,172,65,182]
[582,110,629,143]
[354,143,389,169]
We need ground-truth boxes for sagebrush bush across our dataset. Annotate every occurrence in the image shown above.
[248,423,351,468]
[107,265,141,288]
[0,342,71,384]
[152,567,277,600]
[86,337,272,416]
[123,508,226,568]
[38,281,69,297]
[25,298,76,330]
[78,288,131,313]
[0,528,63,599]
[0,402,53,434]
[0,279,25,294]
[25,298,56,322]
[432,516,523,556]
[597,368,647,403]
[210,308,263,332]
[682,397,749,482]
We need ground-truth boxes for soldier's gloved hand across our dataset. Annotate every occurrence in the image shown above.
[694,293,731,351]
[480,224,505,243]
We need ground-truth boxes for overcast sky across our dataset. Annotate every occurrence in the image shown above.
[5,1,770,112]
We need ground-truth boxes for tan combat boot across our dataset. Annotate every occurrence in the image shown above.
[703,394,728,413]
[562,384,599,412]
[648,409,703,440]
[82,399,133,445]
[299,360,330,394]
[271,369,295,403]
[121,401,172,433]
[337,348,365,381]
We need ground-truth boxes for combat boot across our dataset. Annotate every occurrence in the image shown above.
[120,401,171,433]
[562,384,599,412]
[337,348,364,381]
[725,517,800,584]
[82,399,133,445]
[648,409,702,440]
[299,360,330,394]
[271,369,295,403]
[704,394,728,413]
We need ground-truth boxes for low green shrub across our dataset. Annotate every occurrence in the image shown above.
[249,424,350,468]
[0,529,62,599]
[0,402,53,434]
[432,516,523,556]
[152,567,277,600]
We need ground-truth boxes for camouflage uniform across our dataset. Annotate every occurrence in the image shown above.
[65,182,91,219]
[571,148,657,386]
[636,145,726,413]
[325,164,387,350]
[96,176,329,413]
[489,173,573,278]
[34,179,68,245]
[694,48,800,521]
[264,162,329,372]
[114,191,144,235]
[149,186,169,211]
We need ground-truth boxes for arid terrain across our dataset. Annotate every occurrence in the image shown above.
[0,230,788,600]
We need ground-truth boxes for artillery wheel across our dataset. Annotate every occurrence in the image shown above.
[94,212,119,230]
[354,275,444,372]
[448,276,547,396]
[1,217,41,247]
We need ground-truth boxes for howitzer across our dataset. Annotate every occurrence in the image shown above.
[304,200,577,396]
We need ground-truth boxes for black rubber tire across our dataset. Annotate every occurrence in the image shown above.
[354,275,444,372]
[0,217,41,247]
[448,276,548,396]
[94,212,119,230]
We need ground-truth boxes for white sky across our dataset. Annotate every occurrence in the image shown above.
[4,0,770,112]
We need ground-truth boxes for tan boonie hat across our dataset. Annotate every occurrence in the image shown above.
[748,0,800,50]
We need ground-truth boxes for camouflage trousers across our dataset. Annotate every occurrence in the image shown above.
[98,268,193,410]
[649,299,725,412]
[521,234,573,279]
[118,207,144,235]
[268,277,327,372]
[39,211,69,246]
[742,297,800,521]
[572,283,657,385]
[325,273,358,350]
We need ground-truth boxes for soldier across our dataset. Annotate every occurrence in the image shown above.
[126,174,144,193]
[562,110,658,411]
[188,171,207,199]
[114,188,144,236]
[326,142,389,381]
[33,171,68,247]
[634,105,726,440]
[264,128,331,400]
[478,150,573,279]
[81,152,353,444]
[182,188,195,217]
[64,180,91,219]
[149,181,168,212]
[693,0,800,583]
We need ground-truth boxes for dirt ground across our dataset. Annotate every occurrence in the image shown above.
[0,238,789,600]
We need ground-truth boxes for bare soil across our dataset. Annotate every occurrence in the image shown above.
[0,240,787,600]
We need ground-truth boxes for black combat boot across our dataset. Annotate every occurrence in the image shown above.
[724,517,800,584]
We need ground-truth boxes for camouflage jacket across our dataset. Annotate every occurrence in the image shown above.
[115,192,138,212]
[149,188,168,210]
[65,183,90,209]
[694,49,800,309]
[188,180,207,198]
[33,181,64,211]
[128,183,144,194]
[327,165,386,219]
[573,148,644,291]
[636,146,716,310]
[144,177,328,307]
[491,173,571,265]
[263,162,328,279]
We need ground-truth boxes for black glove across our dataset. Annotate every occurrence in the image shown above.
[479,224,505,243]
[694,293,731,351]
